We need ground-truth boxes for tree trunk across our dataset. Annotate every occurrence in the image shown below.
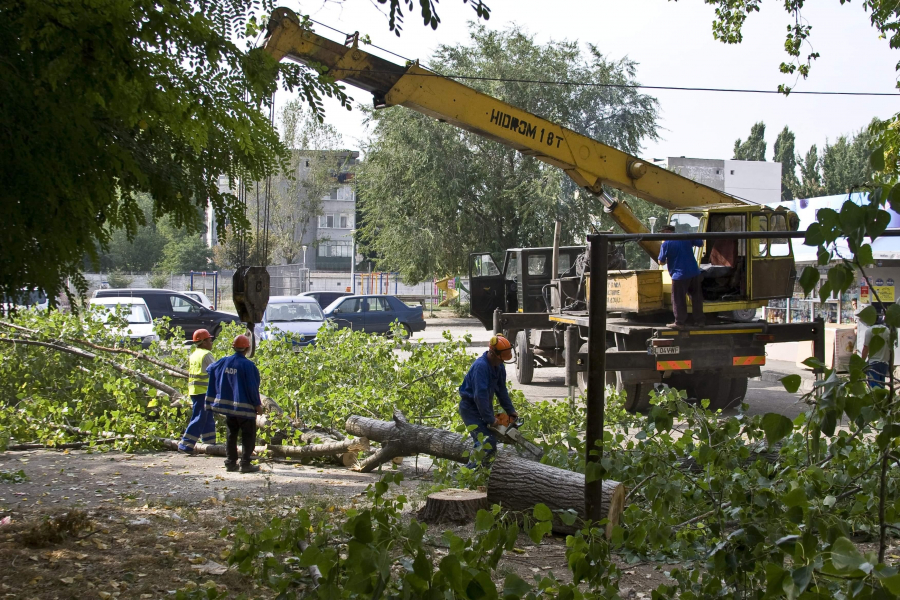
[487,453,625,538]
[268,438,369,459]
[344,411,626,537]
[344,410,473,471]
[417,489,488,524]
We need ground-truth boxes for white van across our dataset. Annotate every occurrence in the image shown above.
[89,297,159,348]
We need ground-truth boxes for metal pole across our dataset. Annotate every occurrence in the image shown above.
[585,233,607,523]
[564,325,579,411]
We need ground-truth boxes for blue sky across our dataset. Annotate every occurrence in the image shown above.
[275,0,900,164]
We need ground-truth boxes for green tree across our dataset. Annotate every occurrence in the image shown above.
[821,129,874,195]
[159,217,213,273]
[796,144,824,200]
[357,24,659,281]
[94,195,167,272]
[733,122,767,161]
[772,126,799,201]
[0,0,484,305]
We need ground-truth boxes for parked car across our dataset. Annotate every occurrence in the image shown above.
[181,290,214,310]
[89,297,159,348]
[92,289,239,339]
[322,295,426,337]
[254,295,324,348]
[2,288,48,312]
[299,290,352,310]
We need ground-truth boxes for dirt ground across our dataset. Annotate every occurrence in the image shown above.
[0,449,670,598]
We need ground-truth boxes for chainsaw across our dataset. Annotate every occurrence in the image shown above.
[489,414,544,461]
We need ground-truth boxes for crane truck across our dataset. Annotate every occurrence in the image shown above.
[262,9,824,411]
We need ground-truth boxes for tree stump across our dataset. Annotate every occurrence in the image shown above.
[417,489,488,525]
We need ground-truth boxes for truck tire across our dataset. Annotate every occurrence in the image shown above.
[684,374,730,409]
[515,331,534,385]
[730,309,759,322]
[710,377,749,410]
[608,348,654,412]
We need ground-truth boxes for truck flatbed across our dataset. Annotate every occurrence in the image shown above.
[548,313,770,336]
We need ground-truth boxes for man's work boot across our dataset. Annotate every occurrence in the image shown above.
[666,322,686,330]
[224,461,239,472]
[240,463,260,474]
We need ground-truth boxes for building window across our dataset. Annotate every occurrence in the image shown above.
[340,214,350,229]
[337,186,354,201]
[317,242,352,257]
[318,214,334,228]
[330,188,338,200]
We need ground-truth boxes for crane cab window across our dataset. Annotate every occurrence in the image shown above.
[669,212,703,233]
[770,214,790,257]
[528,255,548,276]
[751,214,790,258]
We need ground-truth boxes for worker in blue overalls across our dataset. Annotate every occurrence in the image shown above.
[206,334,263,473]
[458,334,518,467]
[178,329,217,454]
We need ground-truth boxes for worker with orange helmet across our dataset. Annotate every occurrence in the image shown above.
[458,334,518,467]
[205,334,264,473]
[177,329,217,454]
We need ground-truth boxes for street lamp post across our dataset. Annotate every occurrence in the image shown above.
[648,217,658,268]
[301,245,308,292]
[349,230,357,294]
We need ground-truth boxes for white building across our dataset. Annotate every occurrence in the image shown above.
[661,157,782,205]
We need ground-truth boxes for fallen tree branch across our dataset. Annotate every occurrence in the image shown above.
[268,438,369,459]
[6,438,118,451]
[0,320,188,376]
[0,337,183,400]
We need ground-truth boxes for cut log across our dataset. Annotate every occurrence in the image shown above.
[417,489,488,524]
[487,453,625,537]
[268,438,369,459]
[345,410,473,471]
[344,410,626,537]
[339,452,359,467]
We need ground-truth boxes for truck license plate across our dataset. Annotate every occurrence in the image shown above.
[653,346,680,355]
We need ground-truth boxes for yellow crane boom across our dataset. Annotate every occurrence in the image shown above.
[264,8,749,258]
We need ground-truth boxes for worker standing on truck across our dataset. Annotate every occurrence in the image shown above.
[178,329,217,454]
[458,335,518,467]
[206,335,264,473]
[861,312,891,389]
[658,224,705,330]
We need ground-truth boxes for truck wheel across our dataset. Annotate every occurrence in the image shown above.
[730,309,759,322]
[686,375,730,409]
[620,383,652,413]
[515,331,534,384]
[576,343,620,396]
[710,377,749,410]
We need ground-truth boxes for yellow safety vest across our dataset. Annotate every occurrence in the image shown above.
[188,348,212,396]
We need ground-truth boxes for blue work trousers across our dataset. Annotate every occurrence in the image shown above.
[459,401,497,468]
[179,393,217,451]
[868,362,890,389]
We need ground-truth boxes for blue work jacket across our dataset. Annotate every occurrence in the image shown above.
[658,239,703,280]
[458,352,516,425]
[205,352,261,419]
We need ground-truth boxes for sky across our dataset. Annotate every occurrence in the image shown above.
[272,0,900,164]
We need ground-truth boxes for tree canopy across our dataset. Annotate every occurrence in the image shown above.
[733,122,767,162]
[0,0,487,305]
[356,24,660,281]
[773,126,799,201]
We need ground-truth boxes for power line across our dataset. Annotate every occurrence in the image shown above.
[303,18,900,98]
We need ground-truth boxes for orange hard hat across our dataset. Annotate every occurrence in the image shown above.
[232,334,251,349]
[490,334,513,361]
[192,328,213,343]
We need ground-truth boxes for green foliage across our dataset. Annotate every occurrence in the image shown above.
[0,0,349,305]
[701,1,898,93]
[734,121,767,161]
[773,125,800,201]
[797,144,825,199]
[0,469,27,483]
[357,24,659,281]
[105,270,134,289]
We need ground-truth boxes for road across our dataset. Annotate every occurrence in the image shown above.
[417,319,807,420]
